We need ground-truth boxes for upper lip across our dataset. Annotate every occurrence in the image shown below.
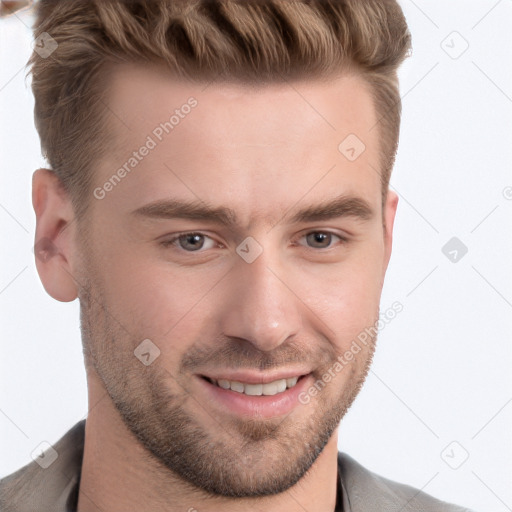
[200,369,311,385]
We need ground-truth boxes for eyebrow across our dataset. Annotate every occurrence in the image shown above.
[131,194,374,226]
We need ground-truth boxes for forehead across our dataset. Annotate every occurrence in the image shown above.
[104,63,377,142]
[94,63,381,224]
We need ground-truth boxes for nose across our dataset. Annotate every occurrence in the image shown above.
[219,250,303,352]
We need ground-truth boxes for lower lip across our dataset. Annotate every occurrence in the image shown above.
[197,374,313,419]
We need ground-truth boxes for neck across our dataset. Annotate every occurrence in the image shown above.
[77,373,340,512]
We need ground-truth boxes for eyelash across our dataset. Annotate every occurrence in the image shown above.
[160,231,348,252]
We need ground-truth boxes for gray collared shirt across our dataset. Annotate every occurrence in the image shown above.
[0,420,475,512]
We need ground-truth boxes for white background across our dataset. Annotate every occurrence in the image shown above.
[1,1,511,511]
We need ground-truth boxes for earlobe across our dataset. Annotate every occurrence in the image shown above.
[32,168,78,302]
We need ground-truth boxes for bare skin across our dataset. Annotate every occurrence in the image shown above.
[32,64,397,512]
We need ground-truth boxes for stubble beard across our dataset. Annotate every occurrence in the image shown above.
[77,259,378,499]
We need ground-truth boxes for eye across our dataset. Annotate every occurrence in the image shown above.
[299,231,345,249]
[161,232,217,252]
[161,230,346,253]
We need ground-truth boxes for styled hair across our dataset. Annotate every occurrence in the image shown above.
[28,0,411,222]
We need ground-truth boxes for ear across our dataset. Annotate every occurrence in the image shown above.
[32,168,78,302]
[382,189,398,274]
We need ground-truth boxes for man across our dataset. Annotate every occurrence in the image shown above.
[0,0,474,511]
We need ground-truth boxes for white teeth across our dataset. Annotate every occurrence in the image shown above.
[211,376,301,396]
[286,377,298,388]
[217,379,231,390]
[244,383,263,396]
[230,381,244,393]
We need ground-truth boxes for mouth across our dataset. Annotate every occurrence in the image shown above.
[200,373,310,397]
[198,372,313,418]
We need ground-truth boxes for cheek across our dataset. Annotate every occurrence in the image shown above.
[101,255,224,342]
[304,247,382,310]
[299,253,383,346]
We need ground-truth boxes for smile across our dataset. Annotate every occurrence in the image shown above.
[204,376,303,396]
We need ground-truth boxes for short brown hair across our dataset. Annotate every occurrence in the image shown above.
[28,0,411,223]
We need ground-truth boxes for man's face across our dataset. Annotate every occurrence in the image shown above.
[75,64,396,497]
